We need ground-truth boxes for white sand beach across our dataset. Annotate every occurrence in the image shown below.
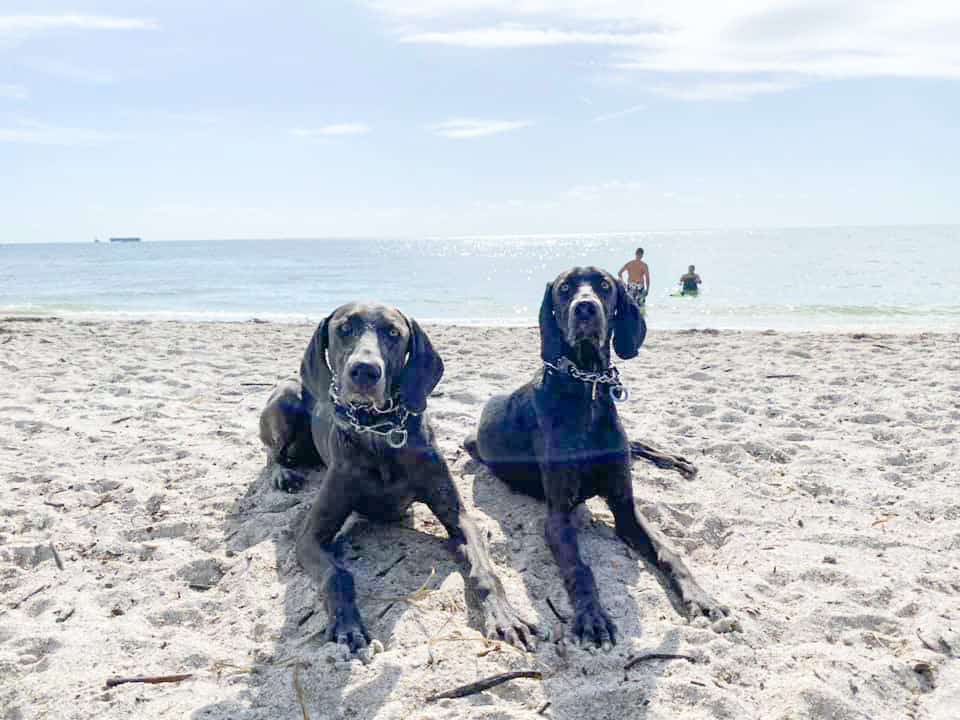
[1,318,958,720]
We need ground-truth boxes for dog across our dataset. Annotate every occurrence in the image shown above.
[259,302,537,653]
[465,267,727,646]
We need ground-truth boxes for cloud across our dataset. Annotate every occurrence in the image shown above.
[593,103,645,121]
[290,123,371,137]
[0,83,27,100]
[401,27,654,48]
[372,2,960,90]
[0,15,158,35]
[0,123,109,145]
[427,118,532,138]
[21,57,114,84]
[651,79,798,101]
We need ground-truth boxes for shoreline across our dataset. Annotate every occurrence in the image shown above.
[4,313,960,336]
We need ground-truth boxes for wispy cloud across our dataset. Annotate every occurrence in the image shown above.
[0,15,158,35]
[401,27,654,48]
[290,123,371,137]
[0,83,27,100]
[651,80,799,102]
[21,57,115,84]
[373,2,960,95]
[0,123,109,145]
[593,103,645,122]
[428,118,532,139]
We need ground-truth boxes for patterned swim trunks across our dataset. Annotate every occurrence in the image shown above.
[627,283,647,310]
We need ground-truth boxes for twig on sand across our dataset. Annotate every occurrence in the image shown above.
[367,567,436,606]
[50,542,64,571]
[111,416,134,425]
[89,495,113,510]
[11,584,49,609]
[1,336,12,345]
[105,673,193,689]
[375,553,407,578]
[624,653,697,671]
[241,382,275,387]
[538,701,552,715]
[43,500,65,509]
[765,374,801,379]
[545,597,568,624]
[629,441,698,480]
[293,663,310,720]
[426,671,543,702]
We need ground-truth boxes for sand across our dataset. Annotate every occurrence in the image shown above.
[1,318,958,720]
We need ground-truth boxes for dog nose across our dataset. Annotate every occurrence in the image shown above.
[349,362,382,387]
[574,301,598,320]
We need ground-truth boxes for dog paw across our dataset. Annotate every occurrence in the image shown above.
[482,597,539,651]
[572,601,617,647]
[683,589,730,623]
[325,605,371,654]
[274,467,307,493]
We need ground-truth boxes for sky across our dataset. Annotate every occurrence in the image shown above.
[1,1,958,243]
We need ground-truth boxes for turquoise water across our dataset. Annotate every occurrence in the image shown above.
[1,226,958,331]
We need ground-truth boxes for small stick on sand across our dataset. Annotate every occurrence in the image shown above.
[111,416,134,425]
[50,542,64,571]
[105,673,193,689]
[537,701,552,715]
[624,653,697,671]
[11,584,49,609]
[545,597,568,624]
[426,671,543,702]
[765,374,801,379]
[293,663,310,720]
[629,441,698,480]
[240,382,275,387]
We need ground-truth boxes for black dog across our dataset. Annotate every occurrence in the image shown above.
[465,268,726,646]
[260,302,537,653]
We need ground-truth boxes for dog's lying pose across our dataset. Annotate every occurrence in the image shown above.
[260,303,537,652]
[466,267,727,645]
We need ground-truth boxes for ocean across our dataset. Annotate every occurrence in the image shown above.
[2,226,959,331]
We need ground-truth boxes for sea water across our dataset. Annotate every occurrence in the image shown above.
[2,226,958,331]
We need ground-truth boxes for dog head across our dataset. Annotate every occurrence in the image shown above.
[539,267,645,368]
[300,302,443,413]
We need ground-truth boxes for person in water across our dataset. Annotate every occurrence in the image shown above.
[618,247,650,311]
[679,265,702,295]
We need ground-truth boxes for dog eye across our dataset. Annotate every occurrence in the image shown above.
[337,322,353,337]
[559,284,570,293]
[388,328,400,338]
[599,280,611,291]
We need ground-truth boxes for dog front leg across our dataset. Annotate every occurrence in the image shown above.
[544,508,617,646]
[608,490,728,621]
[420,462,538,650]
[295,468,369,653]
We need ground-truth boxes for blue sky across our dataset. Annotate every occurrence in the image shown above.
[1,1,958,242]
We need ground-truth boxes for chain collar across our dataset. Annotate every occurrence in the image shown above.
[543,357,630,403]
[327,381,416,449]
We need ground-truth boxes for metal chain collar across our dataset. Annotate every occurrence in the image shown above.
[543,357,630,403]
[327,381,415,449]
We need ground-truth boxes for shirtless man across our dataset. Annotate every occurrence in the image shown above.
[618,247,650,310]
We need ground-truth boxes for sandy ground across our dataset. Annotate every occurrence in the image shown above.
[1,318,959,720]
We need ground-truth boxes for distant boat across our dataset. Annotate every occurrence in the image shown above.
[110,237,142,243]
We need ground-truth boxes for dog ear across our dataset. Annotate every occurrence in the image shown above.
[399,318,444,414]
[539,282,565,362]
[613,280,646,359]
[300,313,333,403]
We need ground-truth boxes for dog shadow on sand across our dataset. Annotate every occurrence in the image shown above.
[192,455,691,720]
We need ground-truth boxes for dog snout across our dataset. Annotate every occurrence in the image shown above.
[574,300,599,321]
[348,361,383,388]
